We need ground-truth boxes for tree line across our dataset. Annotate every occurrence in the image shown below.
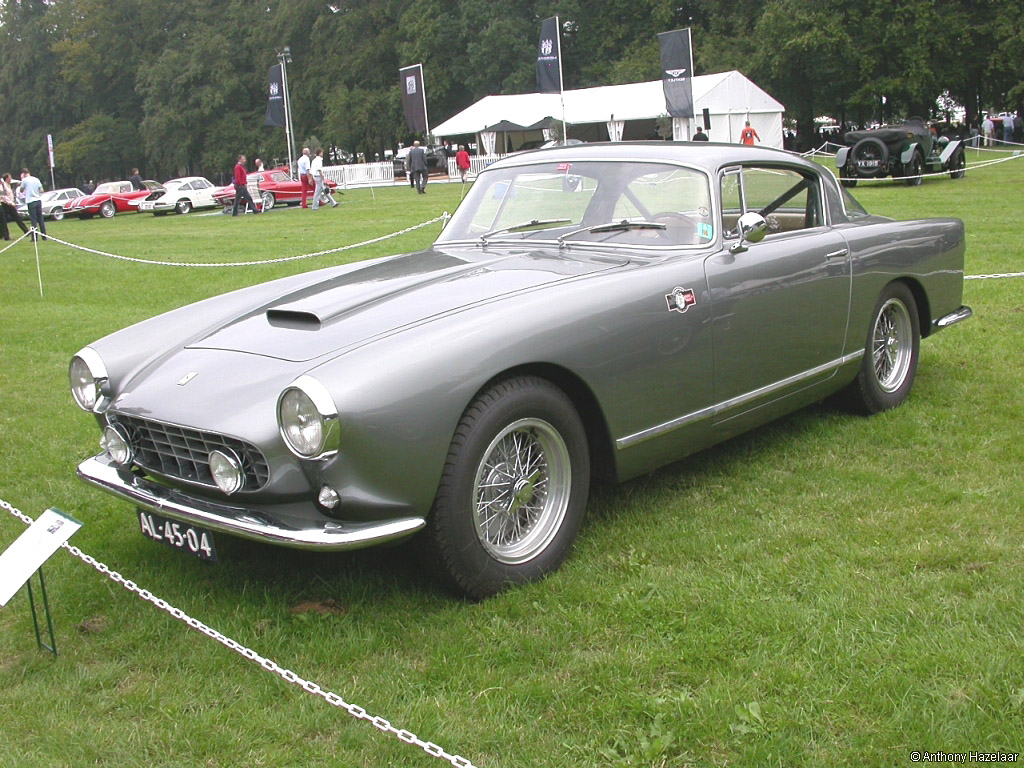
[0,0,1021,185]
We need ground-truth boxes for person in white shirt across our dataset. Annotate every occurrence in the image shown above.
[982,116,995,147]
[19,168,45,240]
[297,147,312,208]
[310,148,338,210]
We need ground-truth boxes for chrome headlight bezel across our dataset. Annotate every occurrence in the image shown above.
[277,376,340,460]
[70,347,110,412]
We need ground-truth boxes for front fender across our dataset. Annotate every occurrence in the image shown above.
[900,143,920,165]
[939,139,963,167]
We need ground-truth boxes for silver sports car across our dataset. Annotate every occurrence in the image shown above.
[71,142,972,598]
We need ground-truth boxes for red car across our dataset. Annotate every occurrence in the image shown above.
[213,169,338,212]
[65,180,163,219]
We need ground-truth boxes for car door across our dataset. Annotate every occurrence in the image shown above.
[704,164,851,411]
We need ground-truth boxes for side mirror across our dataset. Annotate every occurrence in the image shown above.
[730,211,767,253]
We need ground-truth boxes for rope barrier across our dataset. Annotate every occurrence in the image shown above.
[34,214,449,268]
[0,495,478,768]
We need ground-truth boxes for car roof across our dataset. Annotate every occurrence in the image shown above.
[487,140,822,176]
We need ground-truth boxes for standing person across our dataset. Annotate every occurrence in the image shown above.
[20,168,45,241]
[408,140,428,194]
[1002,114,1015,145]
[310,148,338,210]
[0,173,29,240]
[982,115,995,147]
[82,179,94,195]
[297,147,312,208]
[455,144,471,182]
[739,121,760,145]
[692,126,709,142]
[254,157,264,173]
[231,154,258,216]
[129,167,144,190]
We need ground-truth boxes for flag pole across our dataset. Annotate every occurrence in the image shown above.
[419,64,430,139]
[556,16,567,143]
[279,48,295,177]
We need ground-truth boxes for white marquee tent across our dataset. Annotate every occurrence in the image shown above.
[432,70,786,151]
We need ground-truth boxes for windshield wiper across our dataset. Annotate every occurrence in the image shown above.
[479,218,571,243]
[557,219,666,245]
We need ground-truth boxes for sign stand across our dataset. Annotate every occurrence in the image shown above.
[25,567,58,655]
[0,507,83,656]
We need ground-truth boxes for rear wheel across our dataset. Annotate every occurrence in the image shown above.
[421,376,590,599]
[840,282,920,414]
[175,199,192,214]
[99,200,116,218]
[261,191,275,210]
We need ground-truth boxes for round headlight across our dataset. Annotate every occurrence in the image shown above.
[100,424,133,466]
[277,377,339,459]
[70,348,108,412]
[209,449,244,495]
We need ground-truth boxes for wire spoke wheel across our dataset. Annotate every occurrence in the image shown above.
[473,418,570,564]
[871,298,913,393]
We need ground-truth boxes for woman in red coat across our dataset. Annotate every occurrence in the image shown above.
[455,145,471,182]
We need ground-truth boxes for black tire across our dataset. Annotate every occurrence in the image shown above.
[175,199,192,214]
[838,168,858,188]
[421,376,590,599]
[850,137,889,177]
[51,207,65,221]
[903,151,924,186]
[99,200,116,218]
[949,150,966,180]
[261,191,275,210]
[840,282,920,415]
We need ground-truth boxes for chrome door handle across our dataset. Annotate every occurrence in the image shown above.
[825,248,849,260]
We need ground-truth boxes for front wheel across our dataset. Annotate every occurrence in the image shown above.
[99,200,116,218]
[840,282,920,414]
[51,207,65,221]
[421,376,590,599]
[949,150,966,180]
[903,152,924,186]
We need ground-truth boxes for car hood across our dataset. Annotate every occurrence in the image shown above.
[187,246,627,363]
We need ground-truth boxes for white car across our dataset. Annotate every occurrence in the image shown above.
[16,187,85,221]
[137,176,218,215]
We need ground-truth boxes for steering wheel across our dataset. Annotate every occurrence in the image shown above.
[651,212,698,243]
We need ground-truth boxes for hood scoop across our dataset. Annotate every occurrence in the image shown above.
[266,309,322,331]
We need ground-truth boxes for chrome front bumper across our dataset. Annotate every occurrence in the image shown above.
[77,455,425,551]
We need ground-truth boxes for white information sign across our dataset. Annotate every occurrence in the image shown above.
[0,508,82,607]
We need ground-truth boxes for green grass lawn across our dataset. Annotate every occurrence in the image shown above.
[1,159,1022,768]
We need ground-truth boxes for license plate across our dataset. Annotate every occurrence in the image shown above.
[138,510,217,562]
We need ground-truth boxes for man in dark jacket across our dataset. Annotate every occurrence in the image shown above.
[692,126,709,141]
[408,141,428,194]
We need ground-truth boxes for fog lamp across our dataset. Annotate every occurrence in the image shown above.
[209,449,244,495]
[100,424,133,466]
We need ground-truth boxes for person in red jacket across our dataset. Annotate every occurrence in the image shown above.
[455,145,471,182]
[232,154,259,216]
[740,121,760,145]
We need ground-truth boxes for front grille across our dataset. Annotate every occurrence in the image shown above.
[108,413,270,491]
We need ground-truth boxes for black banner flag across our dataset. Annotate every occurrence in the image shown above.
[658,28,695,119]
[399,64,428,134]
[265,64,285,127]
[536,17,562,94]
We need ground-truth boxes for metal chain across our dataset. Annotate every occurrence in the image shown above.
[0,496,479,768]
[34,213,450,268]
[966,272,1024,280]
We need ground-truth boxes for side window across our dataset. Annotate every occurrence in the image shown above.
[721,166,824,237]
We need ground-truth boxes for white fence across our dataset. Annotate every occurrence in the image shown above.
[319,155,507,189]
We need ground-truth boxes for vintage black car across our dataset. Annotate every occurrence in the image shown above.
[836,117,966,187]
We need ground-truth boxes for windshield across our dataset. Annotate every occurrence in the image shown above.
[438,160,714,248]
[94,182,121,194]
